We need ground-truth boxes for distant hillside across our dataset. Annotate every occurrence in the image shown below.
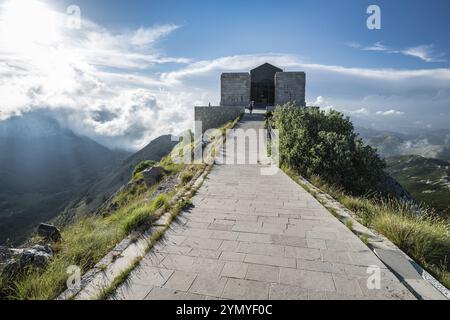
[357,127,450,160]
[57,134,178,224]
[386,155,450,217]
[0,113,130,245]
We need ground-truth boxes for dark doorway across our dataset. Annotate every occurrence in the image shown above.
[250,63,283,108]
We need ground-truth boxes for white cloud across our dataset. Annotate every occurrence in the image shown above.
[164,53,450,83]
[161,53,301,84]
[375,110,405,116]
[349,41,446,63]
[131,24,180,47]
[363,42,392,52]
[401,45,447,63]
[1,0,449,150]
[349,108,370,115]
[307,96,334,111]
[0,0,194,150]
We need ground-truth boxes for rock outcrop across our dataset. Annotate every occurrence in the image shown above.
[142,166,164,188]
[0,224,57,279]
[0,244,53,279]
[37,223,61,242]
[381,173,416,204]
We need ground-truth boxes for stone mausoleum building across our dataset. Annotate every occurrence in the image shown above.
[220,63,306,108]
[195,62,306,132]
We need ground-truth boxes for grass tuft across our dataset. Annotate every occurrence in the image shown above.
[180,172,194,185]
[360,234,369,245]
[345,219,353,230]
[120,205,154,234]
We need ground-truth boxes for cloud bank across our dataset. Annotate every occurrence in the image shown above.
[348,41,447,63]
[0,0,449,151]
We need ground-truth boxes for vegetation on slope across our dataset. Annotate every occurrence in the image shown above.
[272,104,450,289]
[57,135,178,225]
[386,155,450,217]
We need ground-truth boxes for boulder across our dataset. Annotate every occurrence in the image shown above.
[0,245,53,278]
[142,166,164,188]
[19,245,52,269]
[37,223,61,242]
[31,244,52,255]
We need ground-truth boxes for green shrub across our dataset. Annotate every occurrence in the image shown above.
[274,104,385,195]
[132,160,156,180]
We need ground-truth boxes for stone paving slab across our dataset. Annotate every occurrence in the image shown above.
[113,112,416,300]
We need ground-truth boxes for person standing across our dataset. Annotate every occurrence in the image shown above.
[249,100,254,115]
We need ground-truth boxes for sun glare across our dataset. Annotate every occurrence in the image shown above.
[0,0,60,51]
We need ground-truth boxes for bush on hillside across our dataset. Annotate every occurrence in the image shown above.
[273,103,385,195]
[132,160,156,180]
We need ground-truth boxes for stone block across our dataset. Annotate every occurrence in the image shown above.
[221,261,249,279]
[163,271,197,291]
[222,278,269,300]
[142,166,164,188]
[220,73,250,107]
[274,72,306,106]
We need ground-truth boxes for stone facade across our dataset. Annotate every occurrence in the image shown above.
[220,64,306,108]
[274,72,306,106]
[220,73,250,107]
[195,106,244,133]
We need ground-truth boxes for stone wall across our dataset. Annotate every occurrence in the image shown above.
[274,72,306,106]
[220,73,250,107]
[194,106,244,133]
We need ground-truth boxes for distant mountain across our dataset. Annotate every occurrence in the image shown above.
[57,134,178,224]
[0,113,130,245]
[386,155,450,217]
[356,127,450,160]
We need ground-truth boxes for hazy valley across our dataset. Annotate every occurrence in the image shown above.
[0,113,176,245]
[358,127,450,217]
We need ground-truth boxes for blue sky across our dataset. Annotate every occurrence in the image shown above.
[0,0,449,149]
[52,0,450,68]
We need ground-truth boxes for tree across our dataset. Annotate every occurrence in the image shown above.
[273,103,385,195]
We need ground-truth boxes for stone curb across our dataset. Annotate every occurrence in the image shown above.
[296,175,449,300]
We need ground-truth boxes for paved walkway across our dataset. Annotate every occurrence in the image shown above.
[113,111,415,300]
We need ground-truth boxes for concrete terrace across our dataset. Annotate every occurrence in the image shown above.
[112,110,416,300]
